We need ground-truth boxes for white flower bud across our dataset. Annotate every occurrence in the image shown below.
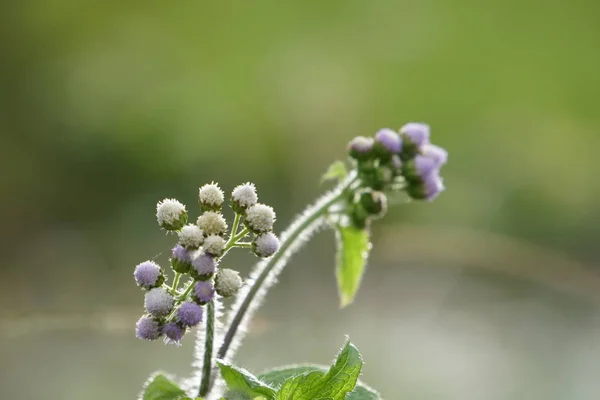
[203,234,226,257]
[178,224,204,249]
[253,232,280,258]
[196,211,228,236]
[245,203,275,233]
[231,183,258,212]
[156,198,187,231]
[144,287,174,317]
[199,182,225,211]
[214,268,243,298]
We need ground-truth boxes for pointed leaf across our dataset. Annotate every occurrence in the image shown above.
[321,160,348,183]
[217,360,277,399]
[274,339,364,400]
[259,365,380,400]
[142,373,186,400]
[335,224,371,307]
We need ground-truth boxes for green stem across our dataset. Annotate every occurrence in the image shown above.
[226,214,242,246]
[198,299,215,397]
[171,273,181,294]
[177,281,194,301]
[235,242,253,248]
[215,172,358,363]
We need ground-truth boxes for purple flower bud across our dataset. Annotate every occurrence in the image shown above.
[423,172,445,201]
[405,144,448,182]
[194,281,215,304]
[136,315,161,341]
[162,322,185,344]
[422,144,448,166]
[400,123,430,147]
[172,245,191,264]
[134,261,164,289]
[407,171,445,201]
[375,129,402,154]
[177,301,203,327]
[171,245,192,274]
[144,287,174,317]
[191,252,216,280]
[253,232,280,258]
[414,155,439,178]
[348,136,374,160]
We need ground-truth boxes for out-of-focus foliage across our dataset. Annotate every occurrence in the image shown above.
[1,1,599,399]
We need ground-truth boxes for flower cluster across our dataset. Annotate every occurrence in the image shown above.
[347,123,448,227]
[134,182,280,344]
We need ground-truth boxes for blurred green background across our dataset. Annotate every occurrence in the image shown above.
[2,1,600,399]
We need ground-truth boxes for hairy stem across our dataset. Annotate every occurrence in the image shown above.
[215,172,358,365]
[198,299,216,397]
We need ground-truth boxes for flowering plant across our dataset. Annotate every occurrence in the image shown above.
[134,123,447,400]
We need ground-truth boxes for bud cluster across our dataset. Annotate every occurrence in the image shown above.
[134,182,280,344]
[346,123,448,227]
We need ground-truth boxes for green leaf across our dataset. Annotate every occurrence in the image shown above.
[217,360,277,399]
[274,339,364,400]
[142,373,186,400]
[335,224,371,308]
[259,365,380,400]
[321,160,348,183]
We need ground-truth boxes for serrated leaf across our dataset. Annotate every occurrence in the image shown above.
[321,160,348,183]
[335,224,371,308]
[274,339,363,400]
[217,360,277,399]
[142,373,186,400]
[259,365,380,400]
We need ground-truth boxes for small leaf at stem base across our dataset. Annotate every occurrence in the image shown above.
[335,224,372,307]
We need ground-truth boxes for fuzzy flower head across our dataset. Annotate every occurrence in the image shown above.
[171,245,192,274]
[423,173,445,201]
[231,183,258,213]
[199,182,225,211]
[407,171,445,201]
[193,280,215,304]
[245,203,276,233]
[202,235,226,257]
[133,261,164,289]
[191,252,216,280]
[421,144,448,166]
[156,198,187,231]
[162,322,185,345]
[253,232,280,258]
[348,136,374,160]
[177,301,203,327]
[400,122,431,148]
[178,224,204,249]
[144,287,174,318]
[404,143,448,184]
[215,268,243,298]
[136,315,161,341]
[374,128,402,155]
[197,211,228,236]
